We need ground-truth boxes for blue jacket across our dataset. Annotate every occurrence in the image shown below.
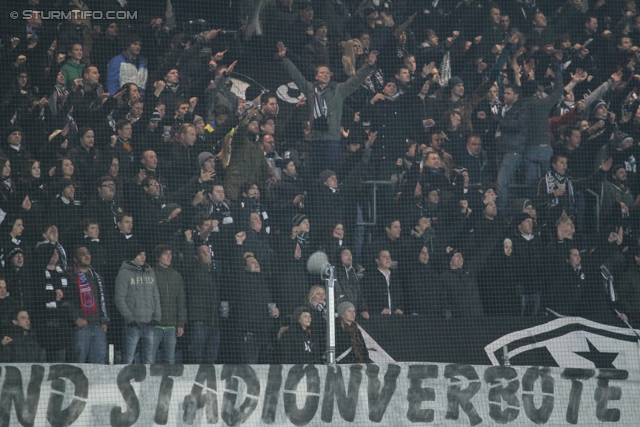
[106,51,148,96]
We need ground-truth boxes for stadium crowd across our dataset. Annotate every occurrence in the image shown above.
[0,0,640,365]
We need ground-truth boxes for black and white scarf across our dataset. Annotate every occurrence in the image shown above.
[544,169,574,208]
[313,87,328,120]
[55,84,69,98]
[440,51,451,87]
[1,177,14,195]
[166,83,180,93]
[362,69,385,94]
[312,300,326,315]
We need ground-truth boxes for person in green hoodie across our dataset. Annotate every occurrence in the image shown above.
[115,250,161,364]
[60,43,85,89]
[151,244,186,364]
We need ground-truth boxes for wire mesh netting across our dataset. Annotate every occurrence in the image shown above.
[1,0,640,425]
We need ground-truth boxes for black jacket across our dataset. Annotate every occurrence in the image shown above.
[0,324,46,363]
[406,262,449,317]
[182,256,220,326]
[279,325,322,364]
[334,264,368,313]
[335,321,372,364]
[231,271,275,334]
[441,268,484,318]
[362,269,404,314]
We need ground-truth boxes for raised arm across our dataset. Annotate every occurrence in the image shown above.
[277,42,312,95]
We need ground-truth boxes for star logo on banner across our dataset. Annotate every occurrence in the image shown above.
[574,339,619,369]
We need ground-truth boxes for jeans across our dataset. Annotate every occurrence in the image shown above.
[76,324,107,364]
[521,293,540,317]
[312,140,342,173]
[354,203,365,267]
[238,332,272,364]
[189,322,220,364]
[153,327,177,364]
[123,323,156,364]
[523,144,553,187]
[496,151,523,212]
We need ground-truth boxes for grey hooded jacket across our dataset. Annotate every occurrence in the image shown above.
[115,261,161,324]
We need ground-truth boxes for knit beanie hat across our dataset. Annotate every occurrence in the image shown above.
[318,169,336,184]
[337,301,355,317]
[590,99,607,119]
[292,214,308,227]
[514,198,532,213]
[449,76,464,88]
[8,247,24,260]
[197,152,215,168]
[515,212,532,226]
[615,131,633,150]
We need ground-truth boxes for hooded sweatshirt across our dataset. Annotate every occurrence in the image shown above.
[114,261,161,324]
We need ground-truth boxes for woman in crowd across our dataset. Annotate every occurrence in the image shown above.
[320,221,349,261]
[18,160,49,216]
[0,158,18,212]
[277,306,322,364]
[0,216,26,269]
[335,301,372,364]
[305,285,327,345]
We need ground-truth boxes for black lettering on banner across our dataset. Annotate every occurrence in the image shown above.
[320,365,363,423]
[484,366,520,424]
[0,365,44,427]
[151,364,184,425]
[46,364,88,427]
[366,364,400,422]
[406,365,438,423]
[261,364,283,424]
[560,368,595,425]
[594,369,628,422]
[182,364,218,425]
[283,365,320,426]
[521,367,554,424]
[110,365,146,427]
[444,364,483,426]
[221,365,260,426]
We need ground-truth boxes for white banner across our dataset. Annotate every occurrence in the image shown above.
[0,362,639,426]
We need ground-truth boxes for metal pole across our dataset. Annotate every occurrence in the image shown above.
[325,266,336,368]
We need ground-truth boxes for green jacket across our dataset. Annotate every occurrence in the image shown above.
[60,60,85,89]
[154,264,187,328]
[224,113,273,200]
[115,261,161,324]
[282,57,372,141]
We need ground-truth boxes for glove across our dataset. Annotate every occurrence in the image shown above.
[127,321,140,328]
[149,320,159,326]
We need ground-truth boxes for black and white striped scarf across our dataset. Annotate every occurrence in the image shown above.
[55,84,68,98]
[313,87,328,119]
[545,170,574,208]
